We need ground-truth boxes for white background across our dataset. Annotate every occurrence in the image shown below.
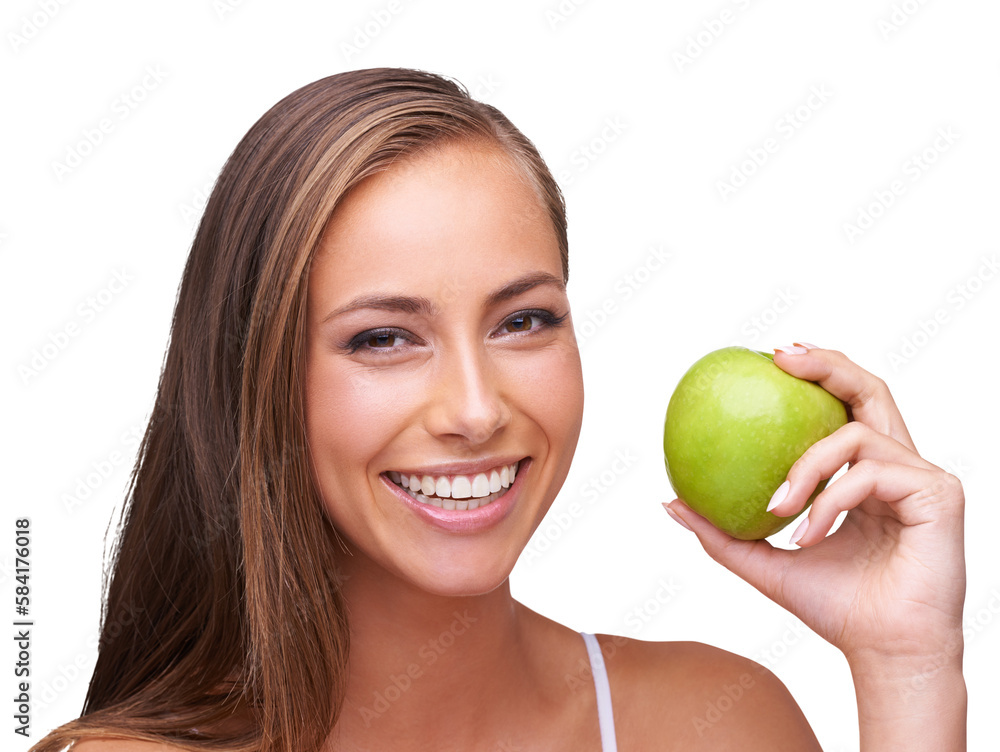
[3,0,998,749]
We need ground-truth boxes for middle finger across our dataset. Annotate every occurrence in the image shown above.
[766,421,936,518]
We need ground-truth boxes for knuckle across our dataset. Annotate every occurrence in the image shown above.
[795,438,823,464]
[850,457,882,479]
[824,347,848,361]
[840,420,871,443]
[874,377,892,403]
[914,471,965,521]
[855,375,889,408]
[793,439,830,478]
[932,472,965,504]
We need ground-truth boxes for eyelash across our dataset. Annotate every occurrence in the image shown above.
[344,309,569,354]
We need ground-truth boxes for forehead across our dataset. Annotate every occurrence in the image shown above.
[310,141,561,295]
[331,141,545,238]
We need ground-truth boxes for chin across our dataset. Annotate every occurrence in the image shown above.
[414,556,516,598]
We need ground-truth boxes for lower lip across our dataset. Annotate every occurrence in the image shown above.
[383,460,529,533]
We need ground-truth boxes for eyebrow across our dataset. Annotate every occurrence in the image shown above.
[321,271,566,324]
[485,271,566,308]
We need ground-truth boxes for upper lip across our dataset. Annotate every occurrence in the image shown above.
[384,456,528,477]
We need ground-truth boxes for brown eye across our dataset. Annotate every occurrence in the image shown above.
[504,315,536,333]
[346,327,415,354]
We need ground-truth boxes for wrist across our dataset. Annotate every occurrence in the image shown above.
[847,641,967,751]
[845,628,964,698]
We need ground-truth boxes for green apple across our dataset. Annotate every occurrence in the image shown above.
[663,346,848,540]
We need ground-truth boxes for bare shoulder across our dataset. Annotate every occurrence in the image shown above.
[595,635,822,751]
[72,739,182,751]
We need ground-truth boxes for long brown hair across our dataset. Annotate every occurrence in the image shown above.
[32,68,568,752]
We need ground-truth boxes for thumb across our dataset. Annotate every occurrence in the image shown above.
[664,499,795,607]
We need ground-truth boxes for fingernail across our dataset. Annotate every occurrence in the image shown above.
[663,503,693,532]
[774,344,808,355]
[795,342,819,349]
[788,516,810,546]
[766,480,790,513]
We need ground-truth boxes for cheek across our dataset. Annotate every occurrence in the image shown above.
[304,362,419,495]
[304,363,426,549]
[521,344,584,455]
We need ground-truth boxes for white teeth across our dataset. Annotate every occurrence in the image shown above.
[406,484,509,511]
[387,461,522,509]
[450,476,472,499]
[435,476,451,498]
[420,475,435,496]
[472,473,490,497]
[416,493,443,508]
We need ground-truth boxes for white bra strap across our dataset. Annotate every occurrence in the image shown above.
[581,632,618,752]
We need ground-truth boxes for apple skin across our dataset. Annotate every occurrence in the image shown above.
[663,346,848,540]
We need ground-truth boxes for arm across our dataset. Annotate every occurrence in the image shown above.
[606,638,823,751]
[666,345,967,751]
[850,648,966,750]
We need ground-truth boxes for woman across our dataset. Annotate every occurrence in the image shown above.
[34,68,966,751]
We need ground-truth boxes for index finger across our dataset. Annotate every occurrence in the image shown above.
[771,344,916,451]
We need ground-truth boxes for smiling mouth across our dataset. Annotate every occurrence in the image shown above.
[385,461,521,511]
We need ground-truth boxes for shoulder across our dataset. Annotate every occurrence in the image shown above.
[72,740,182,751]
[594,635,822,751]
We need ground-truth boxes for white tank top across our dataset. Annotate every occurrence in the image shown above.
[581,632,618,752]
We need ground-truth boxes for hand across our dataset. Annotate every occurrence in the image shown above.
[665,345,966,667]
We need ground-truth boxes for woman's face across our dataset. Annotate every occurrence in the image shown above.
[305,141,584,596]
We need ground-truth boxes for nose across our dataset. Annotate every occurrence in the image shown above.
[424,342,511,446]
